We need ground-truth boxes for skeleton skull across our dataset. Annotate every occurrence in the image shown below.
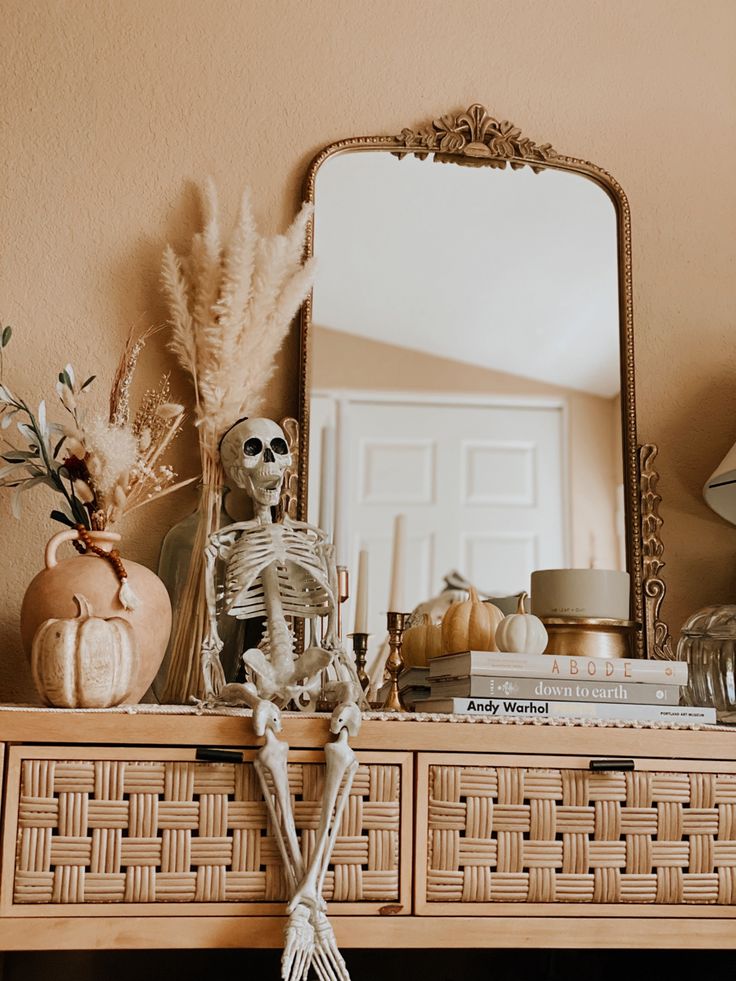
[220,417,292,509]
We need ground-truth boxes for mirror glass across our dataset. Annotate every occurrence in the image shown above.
[307,150,624,669]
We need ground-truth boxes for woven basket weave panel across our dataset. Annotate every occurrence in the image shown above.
[426,765,736,905]
[13,759,400,905]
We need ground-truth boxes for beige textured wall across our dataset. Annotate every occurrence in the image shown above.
[313,325,622,570]
[1,0,734,705]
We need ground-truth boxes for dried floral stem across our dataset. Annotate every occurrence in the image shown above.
[109,324,161,427]
[160,182,314,703]
[123,474,198,516]
[162,451,220,701]
[0,329,191,530]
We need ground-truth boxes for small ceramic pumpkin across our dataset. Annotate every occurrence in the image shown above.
[31,594,136,708]
[495,592,548,655]
[402,614,443,667]
[440,586,503,655]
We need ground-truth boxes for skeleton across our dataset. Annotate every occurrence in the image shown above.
[202,418,364,981]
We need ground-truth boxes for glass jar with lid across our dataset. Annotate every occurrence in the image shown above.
[677,605,736,722]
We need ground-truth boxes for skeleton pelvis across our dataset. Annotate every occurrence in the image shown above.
[243,645,331,693]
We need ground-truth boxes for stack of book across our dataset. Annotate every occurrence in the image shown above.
[395,667,430,710]
[422,651,715,724]
[377,667,431,709]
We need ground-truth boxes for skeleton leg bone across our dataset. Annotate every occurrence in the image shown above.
[254,728,303,883]
[253,711,315,981]
[288,729,358,914]
[254,702,360,981]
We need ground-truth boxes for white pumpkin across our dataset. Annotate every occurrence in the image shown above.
[31,594,136,708]
[495,592,548,655]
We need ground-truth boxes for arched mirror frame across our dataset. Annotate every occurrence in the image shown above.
[293,104,674,661]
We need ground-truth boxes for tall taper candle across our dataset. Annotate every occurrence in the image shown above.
[354,549,369,633]
[388,514,407,612]
[332,402,349,567]
[318,425,335,534]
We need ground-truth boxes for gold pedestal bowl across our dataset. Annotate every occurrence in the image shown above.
[541,617,638,660]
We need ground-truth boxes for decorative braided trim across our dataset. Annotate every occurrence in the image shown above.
[1,704,731,732]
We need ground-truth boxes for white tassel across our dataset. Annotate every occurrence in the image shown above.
[118,578,139,611]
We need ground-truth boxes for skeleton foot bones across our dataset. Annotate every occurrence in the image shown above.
[199,419,366,979]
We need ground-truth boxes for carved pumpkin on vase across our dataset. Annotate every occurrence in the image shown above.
[20,528,171,703]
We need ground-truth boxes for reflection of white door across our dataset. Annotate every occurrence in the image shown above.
[310,392,567,657]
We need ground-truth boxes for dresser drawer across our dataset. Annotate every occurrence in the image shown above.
[1,745,412,916]
[415,752,736,915]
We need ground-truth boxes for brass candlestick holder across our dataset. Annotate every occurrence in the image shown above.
[350,632,370,694]
[382,611,407,712]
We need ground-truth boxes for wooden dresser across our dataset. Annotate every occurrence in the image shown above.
[0,708,735,950]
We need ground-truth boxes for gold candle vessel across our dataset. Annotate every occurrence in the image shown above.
[541,616,637,660]
[382,611,407,712]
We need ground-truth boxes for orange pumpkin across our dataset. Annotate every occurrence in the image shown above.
[402,614,443,667]
[440,586,503,655]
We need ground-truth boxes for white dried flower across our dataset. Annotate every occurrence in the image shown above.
[72,479,95,504]
[63,434,86,459]
[83,418,138,497]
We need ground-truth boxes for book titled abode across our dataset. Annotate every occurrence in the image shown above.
[428,651,688,686]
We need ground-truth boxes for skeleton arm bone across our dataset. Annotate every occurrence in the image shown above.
[201,539,226,699]
[318,540,340,649]
[201,523,259,699]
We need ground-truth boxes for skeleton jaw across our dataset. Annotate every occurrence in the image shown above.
[228,462,285,508]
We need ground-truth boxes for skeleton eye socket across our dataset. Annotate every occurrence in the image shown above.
[271,438,288,456]
[243,437,263,457]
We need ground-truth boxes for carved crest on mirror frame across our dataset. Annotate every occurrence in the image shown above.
[297,102,676,662]
[398,103,557,171]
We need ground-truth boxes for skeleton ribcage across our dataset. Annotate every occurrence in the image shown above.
[223,522,334,621]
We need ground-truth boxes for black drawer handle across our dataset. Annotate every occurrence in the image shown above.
[589,758,635,772]
[195,747,244,763]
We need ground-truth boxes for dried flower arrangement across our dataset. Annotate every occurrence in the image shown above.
[159,181,315,702]
[0,323,192,531]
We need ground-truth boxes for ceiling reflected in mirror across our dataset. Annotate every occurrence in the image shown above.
[313,153,620,397]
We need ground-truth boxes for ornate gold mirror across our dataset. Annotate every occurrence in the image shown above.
[297,104,672,672]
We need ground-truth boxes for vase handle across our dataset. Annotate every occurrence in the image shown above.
[45,529,122,569]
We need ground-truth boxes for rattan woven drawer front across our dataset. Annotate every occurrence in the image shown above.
[423,759,736,906]
[10,751,403,906]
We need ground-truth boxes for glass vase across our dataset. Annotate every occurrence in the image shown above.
[677,605,736,722]
[153,508,246,702]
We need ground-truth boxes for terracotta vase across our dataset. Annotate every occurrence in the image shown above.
[20,529,172,703]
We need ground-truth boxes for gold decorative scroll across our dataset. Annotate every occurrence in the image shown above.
[640,443,675,660]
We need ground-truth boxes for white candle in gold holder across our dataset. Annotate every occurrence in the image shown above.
[354,549,369,634]
[388,515,407,612]
[530,569,630,620]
